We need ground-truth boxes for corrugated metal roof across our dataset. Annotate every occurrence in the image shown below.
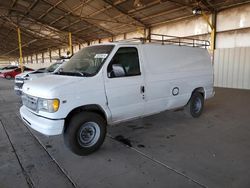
[0,0,249,58]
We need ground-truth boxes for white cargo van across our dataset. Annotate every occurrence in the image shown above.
[20,34,214,155]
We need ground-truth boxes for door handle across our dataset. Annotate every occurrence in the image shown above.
[140,86,145,93]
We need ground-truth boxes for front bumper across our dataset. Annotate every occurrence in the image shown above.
[14,79,24,96]
[20,106,64,136]
[205,88,215,99]
[14,86,22,96]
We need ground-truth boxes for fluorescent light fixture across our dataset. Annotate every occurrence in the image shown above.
[192,7,202,15]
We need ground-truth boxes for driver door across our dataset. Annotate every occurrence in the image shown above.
[104,47,145,123]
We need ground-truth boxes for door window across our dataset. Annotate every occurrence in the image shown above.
[107,47,140,78]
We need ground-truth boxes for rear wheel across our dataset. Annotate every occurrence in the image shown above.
[5,75,11,79]
[185,92,204,118]
[64,112,106,156]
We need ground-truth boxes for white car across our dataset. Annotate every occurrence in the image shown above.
[20,36,214,155]
[14,58,69,96]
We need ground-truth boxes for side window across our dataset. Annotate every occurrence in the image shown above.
[15,68,21,72]
[107,47,140,78]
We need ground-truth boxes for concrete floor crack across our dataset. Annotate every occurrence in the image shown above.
[107,134,207,188]
[0,119,35,188]
[16,114,79,188]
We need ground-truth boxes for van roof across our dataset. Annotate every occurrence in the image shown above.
[91,41,209,50]
[91,34,210,49]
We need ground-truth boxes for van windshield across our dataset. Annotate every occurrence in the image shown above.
[59,45,114,77]
[47,63,61,72]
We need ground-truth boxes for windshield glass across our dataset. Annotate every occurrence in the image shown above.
[46,63,61,72]
[60,45,114,76]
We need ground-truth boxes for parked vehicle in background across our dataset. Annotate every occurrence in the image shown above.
[20,34,214,156]
[14,58,69,96]
[0,65,18,73]
[0,66,33,79]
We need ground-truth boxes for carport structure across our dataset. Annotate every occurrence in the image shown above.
[0,0,249,58]
[1,1,250,188]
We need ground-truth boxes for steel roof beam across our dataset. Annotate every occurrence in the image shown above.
[84,0,126,18]
[166,0,193,8]
[102,0,146,27]
[200,0,216,12]
[41,0,114,36]
[141,6,187,21]
[213,0,250,11]
[37,0,64,20]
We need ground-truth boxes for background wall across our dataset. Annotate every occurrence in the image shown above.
[6,4,250,90]
[216,5,250,48]
[0,60,11,67]
[214,5,250,89]
[214,47,250,89]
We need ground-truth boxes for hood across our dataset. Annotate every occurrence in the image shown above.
[15,70,49,79]
[15,71,35,78]
[22,74,84,98]
[28,72,50,80]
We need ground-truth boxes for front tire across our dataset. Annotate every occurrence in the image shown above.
[64,112,106,156]
[185,92,204,118]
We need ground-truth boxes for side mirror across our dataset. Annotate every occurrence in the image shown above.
[112,64,126,77]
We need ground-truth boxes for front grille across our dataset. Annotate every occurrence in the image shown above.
[15,78,25,89]
[15,82,24,89]
[15,77,24,81]
[22,94,38,111]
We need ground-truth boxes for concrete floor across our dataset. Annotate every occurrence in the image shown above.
[0,78,250,188]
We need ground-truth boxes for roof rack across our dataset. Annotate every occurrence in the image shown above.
[115,33,210,49]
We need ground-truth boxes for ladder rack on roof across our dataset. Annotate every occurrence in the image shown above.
[116,33,210,49]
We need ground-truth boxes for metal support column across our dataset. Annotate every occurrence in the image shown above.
[17,27,24,72]
[49,50,52,63]
[124,33,127,40]
[42,52,44,63]
[68,32,73,56]
[147,27,151,42]
[202,11,217,62]
[201,12,216,49]
[211,13,217,51]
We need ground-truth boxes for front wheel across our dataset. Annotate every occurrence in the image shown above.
[64,112,106,156]
[185,92,204,118]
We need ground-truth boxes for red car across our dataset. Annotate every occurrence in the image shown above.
[0,67,34,79]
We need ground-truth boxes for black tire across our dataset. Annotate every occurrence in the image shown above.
[64,112,106,156]
[185,92,204,118]
[5,75,11,80]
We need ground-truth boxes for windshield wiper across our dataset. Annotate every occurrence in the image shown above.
[56,71,91,77]
[75,71,85,76]
[76,71,92,76]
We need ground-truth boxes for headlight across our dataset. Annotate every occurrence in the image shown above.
[37,98,60,113]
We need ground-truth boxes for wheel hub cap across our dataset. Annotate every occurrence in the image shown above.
[77,122,100,147]
[194,98,202,113]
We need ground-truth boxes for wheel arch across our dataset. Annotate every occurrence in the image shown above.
[186,87,205,105]
[192,87,205,97]
[64,104,108,132]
